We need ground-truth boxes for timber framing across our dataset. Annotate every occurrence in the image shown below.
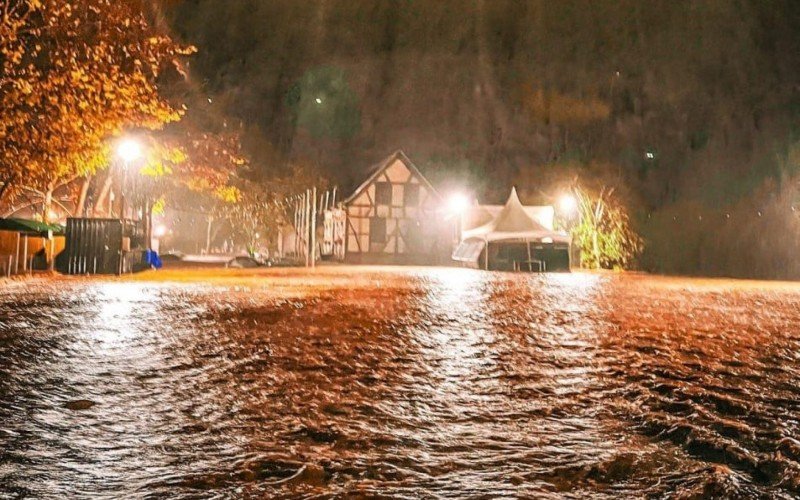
[329,150,449,264]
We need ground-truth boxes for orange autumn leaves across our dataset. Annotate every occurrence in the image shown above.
[0,0,191,203]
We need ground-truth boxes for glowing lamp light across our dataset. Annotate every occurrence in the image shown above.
[446,193,469,214]
[558,194,578,214]
[541,237,553,244]
[153,224,168,238]
[117,138,142,163]
[315,97,323,104]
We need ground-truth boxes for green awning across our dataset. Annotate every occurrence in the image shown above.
[0,218,65,236]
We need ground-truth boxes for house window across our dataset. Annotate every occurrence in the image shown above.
[403,184,420,207]
[374,182,392,205]
[369,217,387,244]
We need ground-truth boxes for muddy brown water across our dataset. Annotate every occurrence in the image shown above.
[2,268,800,498]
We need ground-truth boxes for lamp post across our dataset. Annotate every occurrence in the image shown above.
[557,192,580,268]
[446,193,469,241]
[444,193,470,265]
[115,137,144,274]
[116,138,142,220]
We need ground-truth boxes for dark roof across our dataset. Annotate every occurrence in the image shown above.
[344,149,440,205]
[0,218,65,236]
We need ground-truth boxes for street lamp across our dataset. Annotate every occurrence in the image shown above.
[558,192,580,269]
[558,193,578,215]
[117,138,142,164]
[446,193,469,215]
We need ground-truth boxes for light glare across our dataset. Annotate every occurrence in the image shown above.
[446,193,469,214]
[559,194,577,214]
[117,138,142,163]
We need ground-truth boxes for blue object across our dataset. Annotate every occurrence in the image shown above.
[144,249,163,269]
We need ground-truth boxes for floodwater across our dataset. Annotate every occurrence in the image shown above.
[2,267,800,498]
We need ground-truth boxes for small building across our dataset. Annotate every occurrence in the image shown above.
[57,217,147,274]
[332,150,451,264]
[452,188,571,271]
[0,218,65,275]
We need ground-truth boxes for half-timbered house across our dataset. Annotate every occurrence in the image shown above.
[332,150,450,264]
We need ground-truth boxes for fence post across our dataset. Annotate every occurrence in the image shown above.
[305,189,311,267]
[311,187,317,268]
[14,232,20,274]
[22,235,28,273]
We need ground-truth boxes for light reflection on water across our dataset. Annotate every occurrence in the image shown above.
[1,269,800,498]
[93,283,153,346]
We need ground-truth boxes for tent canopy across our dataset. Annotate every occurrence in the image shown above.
[461,188,570,244]
[0,218,64,237]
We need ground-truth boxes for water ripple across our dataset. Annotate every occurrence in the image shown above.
[1,269,799,498]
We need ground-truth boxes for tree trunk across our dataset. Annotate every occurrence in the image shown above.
[205,215,214,253]
[42,187,54,223]
[94,173,113,216]
[75,175,93,217]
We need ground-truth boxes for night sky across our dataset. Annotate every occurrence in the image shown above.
[162,0,800,275]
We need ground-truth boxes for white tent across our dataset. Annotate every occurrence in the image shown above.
[462,187,570,244]
[452,187,570,269]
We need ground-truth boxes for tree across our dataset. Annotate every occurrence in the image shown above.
[215,161,327,254]
[571,185,643,270]
[0,0,193,220]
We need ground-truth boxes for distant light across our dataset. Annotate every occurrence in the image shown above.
[255,232,261,238]
[117,138,142,163]
[645,151,655,159]
[315,97,322,104]
[153,224,167,237]
[446,193,469,214]
[558,193,578,214]
[541,237,553,244]
[47,209,58,221]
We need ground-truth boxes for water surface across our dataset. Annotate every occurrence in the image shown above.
[2,268,800,498]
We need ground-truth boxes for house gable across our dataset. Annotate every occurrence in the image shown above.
[342,150,444,258]
[344,150,439,207]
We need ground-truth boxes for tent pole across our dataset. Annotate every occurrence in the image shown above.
[526,239,532,272]
[484,238,489,270]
